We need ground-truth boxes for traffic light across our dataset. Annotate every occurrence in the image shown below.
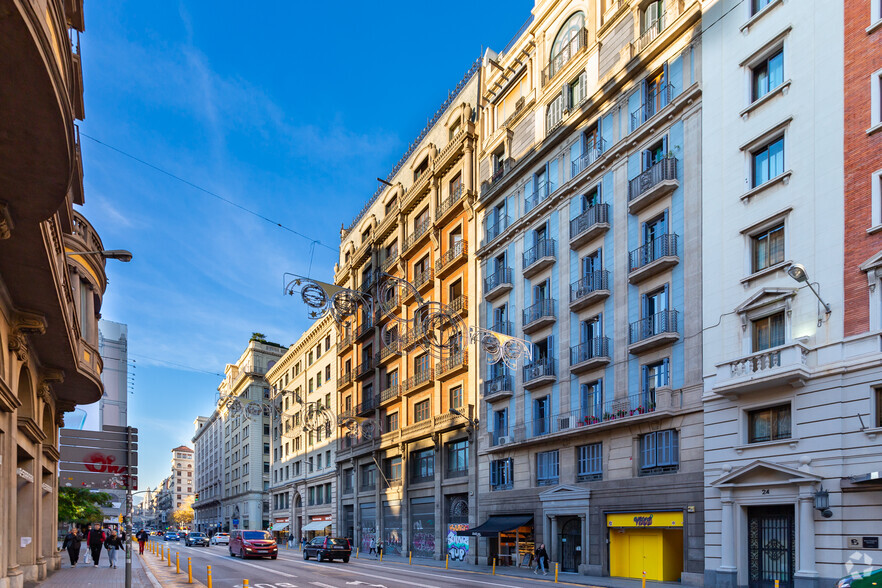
[194,493,199,502]
[119,514,123,523]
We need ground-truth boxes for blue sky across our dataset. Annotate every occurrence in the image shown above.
[77,1,533,490]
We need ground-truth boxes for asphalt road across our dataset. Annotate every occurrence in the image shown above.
[147,537,564,588]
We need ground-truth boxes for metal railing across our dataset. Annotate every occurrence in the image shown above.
[629,310,679,344]
[379,339,401,360]
[542,28,588,86]
[483,375,513,397]
[448,295,467,315]
[356,317,374,339]
[381,253,399,272]
[413,268,434,290]
[437,350,467,374]
[629,233,679,272]
[490,320,513,335]
[525,181,556,213]
[404,219,432,251]
[338,330,354,348]
[570,204,610,240]
[437,240,467,272]
[570,337,611,366]
[632,10,670,55]
[630,84,675,131]
[438,185,465,217]
[523,299,557,326]
[501,14,534,55]
[518,394,658,441]
[523,357,556,384]
[570,270,611,303]
[523,239,556,269]
[378,384,400,404]
[484,215,511,245]
[572,138,606,176]
[629,156,678,201]
[355,357,374,378]
[484,268,513,293]
[378,294,399,318]
[337,371,352,389]
[404,369,433,391]
[356,396,376,415]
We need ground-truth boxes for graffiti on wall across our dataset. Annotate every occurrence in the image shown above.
[447,524,469,561]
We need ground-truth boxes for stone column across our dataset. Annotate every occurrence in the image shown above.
[463,145,474,193]
[549,515,558,564]
[717,490,737,588]
[795,487,819,584]
[579,513,588,566]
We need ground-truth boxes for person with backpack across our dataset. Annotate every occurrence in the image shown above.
[61,527,83,567]
[137,529,149,555]
[534,543,549,576]
[104,529,125,569]
[86,523,106,567]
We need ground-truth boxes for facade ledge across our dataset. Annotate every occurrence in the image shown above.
[739,0,785,34]
[739,80,791,119]
[570,221,610,250]
[570,288,610,312]
[863,427,882,440]
[523,374,556,390]
[628,255,679,285]
[482,389,513,403]
[867,121,882,136]
[484,281,513,301]
[740,170,793,203]
[866,224,882,235]
[0,378,21,413]
[712,342,813,397]
[867,19,882,34]
[628,178,679,215]
[570,355,611,374]
[628,331,680,354]
[734,437,800,455]
[522,314,556,335]
[740,260,793,287]
[18,417,48,443]
[523,256,556,279]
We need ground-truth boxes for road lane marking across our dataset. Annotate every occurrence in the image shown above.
[311,583,338,588]
[170,544,297,578]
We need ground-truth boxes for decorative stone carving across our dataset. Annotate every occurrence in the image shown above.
[37,382,51,404]
[8,311,47,361]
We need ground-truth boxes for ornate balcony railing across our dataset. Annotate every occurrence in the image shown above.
[570,270,610,303]
[355,356,374,379]
[378,384,401,404]
[413,268,434,290]
[632,8,675,56]
[403,219,432,251]
[484,215,511,246]
[490,320,513,335]
[542,27,588,86]
[523,299,557,327]
[379,339,401,360]
[381,253,399,273]
[377,293,399,318]
[629,234,679,272]
[447,295,467,316]
[630,84,675,131]
[520,394,658,441]
[571,138,606,176]
[570,204,610,240]
[483,375,513,398]
[355,395,376,415]
[629,310,679,344]
[628,156,678,201]
[525,181,556,213]
[404,369,433,391]
[437,185,465,218]
[355,317,374,339]
[437,349,467,375]
[523,239,556,269]
[437,240,467,273]
[523,357,556,385]
[337,371,352,389]
[484,268,513,293]
[570,337,611,366]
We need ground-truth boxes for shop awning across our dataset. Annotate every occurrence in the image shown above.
[271,523,289,531]
[457,515,533,537]
[302,521,331,532]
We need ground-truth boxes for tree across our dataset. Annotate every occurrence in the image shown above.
[171,495,195,527]
[250,332,267,343]
[58,487,113,525]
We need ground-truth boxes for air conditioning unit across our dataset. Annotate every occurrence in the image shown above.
[498,436,513,445]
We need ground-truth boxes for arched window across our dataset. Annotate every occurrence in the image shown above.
[549,12,586,78]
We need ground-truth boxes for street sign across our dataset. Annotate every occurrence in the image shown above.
[60,445,138,467]
[60,461,138,475]
[60,428,138,443]
[59,471,137,490]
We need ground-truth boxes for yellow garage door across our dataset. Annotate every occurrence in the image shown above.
[610,529,662,581]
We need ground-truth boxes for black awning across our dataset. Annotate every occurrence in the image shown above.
[457,515,533,537]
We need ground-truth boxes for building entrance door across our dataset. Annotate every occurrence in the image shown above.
[559,517,581,572]
[747,505,795,588]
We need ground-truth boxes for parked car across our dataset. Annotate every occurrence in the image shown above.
[185,532,208,547]
[229,530,277,559]
[210,533,230,545]
[303,536,351,563]
[837,568,882,587]
[164,532,179,542]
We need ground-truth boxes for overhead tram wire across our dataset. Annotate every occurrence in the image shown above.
[126,352,226,378]
[79,132,339,253]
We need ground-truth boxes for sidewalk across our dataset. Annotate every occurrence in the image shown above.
[362,552,686,588]
[138,544,206,588]
[36,544,156,587]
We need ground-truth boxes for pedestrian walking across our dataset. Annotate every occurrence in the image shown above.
[137,529,148,555]
[368,536,376,556]
[377,541,384,560]
[104,530,125,569]
[301,536,306,550]
[61,528,83,567]
[86,523,106,567]
[533,543,548,576]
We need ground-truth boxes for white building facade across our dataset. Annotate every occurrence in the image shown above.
[699,1,864,587]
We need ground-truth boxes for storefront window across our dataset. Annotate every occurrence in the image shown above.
[382,500,402,555]
[410,497,435,558]
[359,503,376,553]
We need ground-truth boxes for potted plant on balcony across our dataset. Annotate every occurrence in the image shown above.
[615,409,627,419]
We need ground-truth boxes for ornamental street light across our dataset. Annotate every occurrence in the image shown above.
[67,249,134,262]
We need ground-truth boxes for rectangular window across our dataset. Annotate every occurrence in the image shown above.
[361,464,376,489]
[752,49,784,101]
[752,0,773,15]
[642,359,669,405]
[533,396,550,436]
[490,458,513,490]
[639,429,679,474]
[748,404,792,443]
[536,450,560,486]
[752,224,785,272]
[414,399,430,423]
[385,411,399,432]
[449,386,463,410]
[386,456,402,483]
[752,311,785,352]
[446,440,469,475]
[411,449,435,481]
[752,137,785,187]
[577,443,602,481]
[877,388,882,428]
[324,335,331,352]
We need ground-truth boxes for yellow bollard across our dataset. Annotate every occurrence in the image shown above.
[244,580,249,587]
[409,551,412,565]
[555,562,559,583]
[356,547,359,559]
[642,570,647,588]
[446,554,449,569]
[380,551,384,562]
[167,548,172,567]
[207,565,213,588]
[492,557,496,575]
[176,552,180,574]
[188,557,192,583]
[775,582,779,588]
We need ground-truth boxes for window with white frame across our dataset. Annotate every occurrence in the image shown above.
[747,403,791,443]
[751,0,774,17]
[752,136,785,187]
[873,169,882,227]
[752,48,784,102]
[872,69,882,128]
[752,311,785,352]
[751,223,785,272]
[547,93,564,132]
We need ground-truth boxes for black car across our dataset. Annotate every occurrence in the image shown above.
[185,532,208,547]
[303,537,351,563]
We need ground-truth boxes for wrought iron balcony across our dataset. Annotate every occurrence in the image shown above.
[481,161,512,198]
[523,357,556,388]
[484,267,513,300]
[355,356,374,379]
[522,299,557,333]
[523,239,557,278]
[571,138,606,177]
[570,337,611,373]
[630,83,675,132]
[403,369,433,392]
[483,215,511,246]
[356,395,376,416]
[490,320,513,335]
[447,295,467,316]
[629,310,679,353]
[542,27,588,86]
[379,339,401,362]
[436,349,467,376]
[355,317,374,340]
[525,181,556,213]
[437,240,467,276]
[437,184,465,222]
[403,218,432,252]
[569,204,610,249]
[570,270,611,311]
[377,293,399,318]
[337,371,353,389]
[413,267,434,291]
[381,253,399,273]
[632,8,675,56]
[338,330,354,351]
[377,384,401,405]
[628,233,679,284]
[483,375,514,402]
[628,156,678,213]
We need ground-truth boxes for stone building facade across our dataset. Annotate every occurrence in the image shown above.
[192,411,225,534]
[0,0,112,585]
[334,63,480,561]
[473,0,704,583]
